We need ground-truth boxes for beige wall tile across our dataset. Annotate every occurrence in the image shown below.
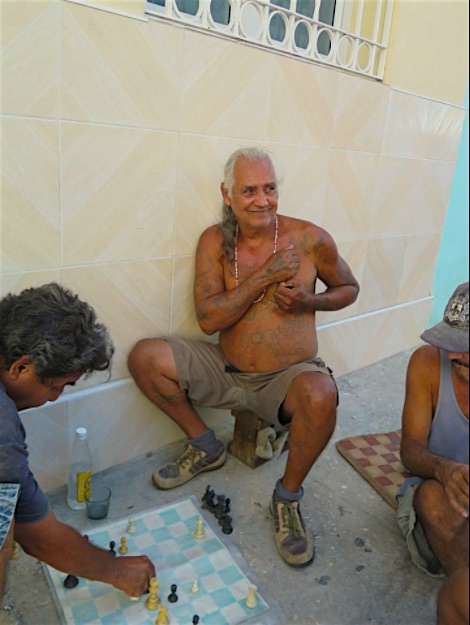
[323,150,381,241]
[358,237,406,314]
[399,234,441,304]
[171,256,207,339]
[61,3,183,129]
[333,74,390,153]
[271,144,329,223]
[62,260,173,382]
[384,90,465,161]
[354,299,432,371]
[21,401,69,493]
[371,157,454,238]
[317,321,359,378]
[0,270,61,299]
[181,32,273,140]
[61,123,178,264]
[268,57,338,147]
[1,117,60,272]
[0,0,59,117]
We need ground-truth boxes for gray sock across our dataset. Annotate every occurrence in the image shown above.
[274,478,304,503]
[189,429,222,458]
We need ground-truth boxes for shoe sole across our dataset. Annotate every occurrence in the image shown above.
[152,451,227,490]
[269,500,315,568]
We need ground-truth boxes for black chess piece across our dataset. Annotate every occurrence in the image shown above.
[109,541,116,556]
[168,583,178,603]
[192,616,200,625]
[202,485,211,505]
[219,513,232,528]
[223,498,231,514]
[222,517,233,535]
[63,574,79,589]
[215,495,225,519]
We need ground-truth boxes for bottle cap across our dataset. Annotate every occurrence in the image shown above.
[76,427,87,439]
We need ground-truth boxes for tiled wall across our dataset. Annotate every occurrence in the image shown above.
[1,0,466,490]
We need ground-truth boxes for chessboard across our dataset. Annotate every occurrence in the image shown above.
[44,496,283,625]
[336,430,413,510]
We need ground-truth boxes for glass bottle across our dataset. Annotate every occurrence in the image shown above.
[67,427,92,510]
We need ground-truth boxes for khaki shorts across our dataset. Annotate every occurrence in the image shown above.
[397,483,445,577]
[165,337,337,428]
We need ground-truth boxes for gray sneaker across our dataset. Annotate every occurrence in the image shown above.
[153,442,227,490]
[270,495,315,567]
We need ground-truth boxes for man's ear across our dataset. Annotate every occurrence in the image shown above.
[8,356,34,380]
[221,183,231,207]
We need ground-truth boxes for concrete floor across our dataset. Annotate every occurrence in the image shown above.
[2,348,442,625]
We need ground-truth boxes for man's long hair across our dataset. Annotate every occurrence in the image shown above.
[221,148,277,263]
[0,283,114,380]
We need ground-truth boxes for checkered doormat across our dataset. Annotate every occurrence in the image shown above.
[336,430,413,510]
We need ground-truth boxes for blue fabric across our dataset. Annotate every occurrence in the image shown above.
[0,483,20,548]
[398,350,469,497]
[0,383,49,524]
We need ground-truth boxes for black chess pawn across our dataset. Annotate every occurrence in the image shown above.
[109,541,116,556]
[222,517,233,535]
[192,616,200,625]
[215,495,226,519]
[63,574,79,589]
[218,513,232,528]
[202,485,211,505]
[223,498,231,514]
[168,583,178,603]
[207,489,216,511]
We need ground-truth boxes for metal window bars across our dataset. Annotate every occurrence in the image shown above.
[146,0,395,80]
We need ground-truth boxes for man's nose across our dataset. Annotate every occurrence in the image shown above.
[254,189,269,205]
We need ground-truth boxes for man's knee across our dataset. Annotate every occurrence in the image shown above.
[127,338,170,379]
[289,373,337,421]
[415,480,449,527]
[437,568,470,625]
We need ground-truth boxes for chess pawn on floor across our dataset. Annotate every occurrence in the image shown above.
[245,584,258,609]
[190,579,200,594]
[156,605,169,625]
[118,537,128,555]
[10,541,20,560]
[193,516,204,540]
[126,517,136,534]
[146,577,160,610]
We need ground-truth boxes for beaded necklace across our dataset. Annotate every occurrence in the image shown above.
[234,215,279,305]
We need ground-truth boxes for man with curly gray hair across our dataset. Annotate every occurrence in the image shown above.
[0,283,155,600]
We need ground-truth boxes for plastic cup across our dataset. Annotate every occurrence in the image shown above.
[85,485,112,520]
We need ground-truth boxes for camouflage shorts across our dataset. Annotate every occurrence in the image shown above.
[0,484,20,549]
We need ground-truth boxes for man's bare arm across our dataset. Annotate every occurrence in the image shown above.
[274,227,359,314]
[194,227,298,334]
[15,510,155,596]
[401,347,469,517]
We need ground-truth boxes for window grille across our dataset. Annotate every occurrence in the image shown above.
[146,0,395,80]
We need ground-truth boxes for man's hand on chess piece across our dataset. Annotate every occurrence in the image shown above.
[109,555,156,597]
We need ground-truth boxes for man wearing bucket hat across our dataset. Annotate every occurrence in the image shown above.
[397,282,469,625]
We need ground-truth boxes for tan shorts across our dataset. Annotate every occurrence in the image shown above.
[397,483,445,577]
[165,337,337,428]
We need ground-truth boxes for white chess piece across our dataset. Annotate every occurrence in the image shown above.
[190,579,200,594]
[126,517,136,534]
[245,584,258,609]
[193,516,204,540]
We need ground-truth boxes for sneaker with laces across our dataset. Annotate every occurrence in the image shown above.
[270,495,315,567]
[152,442,227,490]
